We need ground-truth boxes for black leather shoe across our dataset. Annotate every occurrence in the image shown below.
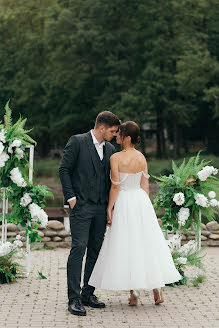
[68,299,86,316]
[82,295,105,308]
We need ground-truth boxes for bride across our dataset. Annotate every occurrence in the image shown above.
[89,121,181,305]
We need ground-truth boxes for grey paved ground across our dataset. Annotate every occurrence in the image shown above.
[0,247,219,328]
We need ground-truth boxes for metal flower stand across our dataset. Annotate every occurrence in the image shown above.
[1,145,34,277]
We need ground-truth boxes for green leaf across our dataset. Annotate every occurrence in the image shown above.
[38,272,47,279]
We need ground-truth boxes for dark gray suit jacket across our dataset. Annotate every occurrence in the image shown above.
[59,131,116,205]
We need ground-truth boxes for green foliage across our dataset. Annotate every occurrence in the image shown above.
[154,153,219,232]
[0,102,53,243]
[168,242,206,287]
[4,100,13,129]
[191,275,206,288]
[38,271,47,279]
[0,249,23,284]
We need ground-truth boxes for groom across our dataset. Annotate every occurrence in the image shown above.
[59,111,120,316]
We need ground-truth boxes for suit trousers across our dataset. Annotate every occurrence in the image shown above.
[67,202,107,301]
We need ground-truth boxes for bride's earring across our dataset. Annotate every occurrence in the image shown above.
[153,288,164,305]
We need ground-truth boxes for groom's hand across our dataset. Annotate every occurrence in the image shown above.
[69,198,77,209]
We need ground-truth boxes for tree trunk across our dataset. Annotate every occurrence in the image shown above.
[161,127,167,158]
[140,130,146,157]
[173,119,178,159]
[156,111,162,159]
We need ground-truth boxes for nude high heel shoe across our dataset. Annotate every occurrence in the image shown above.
[153,288,164,305]
[128,290,139,306]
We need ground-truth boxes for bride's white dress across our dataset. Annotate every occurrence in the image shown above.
[89,171,181,290]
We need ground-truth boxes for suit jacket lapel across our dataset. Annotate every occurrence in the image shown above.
[86,132,99,175]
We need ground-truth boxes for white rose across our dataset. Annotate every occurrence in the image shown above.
[8,139,22,153]
[198,166,218,181]
[173,192,185,206]
[178,207,190,226]
[0,129,6,143]
[195,193,209,208]
[208,191,216,199]
[20,193,32,207]
[0,152,9,168]
[13,239,23,248]
[10,167,27,187]
[209,199,218,207]
[179,240,196,257]
[0,142,4,155]
[29,203,48,228]
[0,241,13,257]
[16,234,22,240]
[15,148,24,159]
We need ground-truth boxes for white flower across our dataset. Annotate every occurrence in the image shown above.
[29,203,48,228]
[0,129,6,143]
[195,193,209,207]
[15,148,24,159]
[20,193,32,207]
[0,141,4,155]
[212,167,218,175]
[16,234,22,240]
[0,241,13,257]
[197,166,218,181]
[177,257,187,265]
[13,239,23,248]
[178,207,190,226]
[178,240,197,257]
[208,191,216,199]
[166,233,181,252]
[8,139,22,153]
[0,151,9,168]
[10,167,27,187]
[173,192,185,206]
[209,199,218,207]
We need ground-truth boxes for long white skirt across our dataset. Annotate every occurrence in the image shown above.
[89,189,181,290]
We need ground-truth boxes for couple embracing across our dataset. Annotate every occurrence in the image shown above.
[59,111,181,317]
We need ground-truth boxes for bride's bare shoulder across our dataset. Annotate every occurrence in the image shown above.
[110,152,121,161]
[135,150,147,161]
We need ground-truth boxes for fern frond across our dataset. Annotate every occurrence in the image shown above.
[4,100,13,130]
[6,117,23,138]
[194,151,201,166]
[172,160,178,175]
[22,134,37,146]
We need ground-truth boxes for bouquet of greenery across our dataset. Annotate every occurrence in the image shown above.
[0,235,25,284]
[0,101,53,242]
[167,236,205,286]
[154,153,219,235]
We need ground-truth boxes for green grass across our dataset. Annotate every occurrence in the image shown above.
[34,154,219,180]
[191,275,206,288]
[33,159,60,178]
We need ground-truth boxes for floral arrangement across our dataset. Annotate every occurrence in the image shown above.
[0,101,53,242]
[167,236,205,286]
[154,153,219,235]
[0,235,25,284]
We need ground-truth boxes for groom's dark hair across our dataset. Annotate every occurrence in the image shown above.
[95,111,120,128]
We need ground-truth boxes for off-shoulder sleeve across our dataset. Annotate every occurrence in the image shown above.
[142,171,150,179]
[110,171,128,185]
[110,178,121,185]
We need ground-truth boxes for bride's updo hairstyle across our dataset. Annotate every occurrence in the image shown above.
[119,121,141,145]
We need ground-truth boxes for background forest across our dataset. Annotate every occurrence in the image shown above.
[0,0,219,160]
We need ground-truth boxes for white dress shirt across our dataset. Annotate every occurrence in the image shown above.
[67,130,105,203]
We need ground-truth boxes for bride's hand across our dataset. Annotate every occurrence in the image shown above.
[107,208,113,227]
